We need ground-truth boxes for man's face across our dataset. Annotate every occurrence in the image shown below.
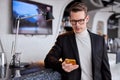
[70,11,89,33]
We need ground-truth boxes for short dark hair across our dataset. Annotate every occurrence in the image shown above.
[69,2,88,16]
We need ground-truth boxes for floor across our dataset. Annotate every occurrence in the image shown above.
[108,53,120,80]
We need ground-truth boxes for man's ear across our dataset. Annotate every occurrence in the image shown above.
[86,15,89,22]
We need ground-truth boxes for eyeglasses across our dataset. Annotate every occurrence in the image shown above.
[70,17,86,25]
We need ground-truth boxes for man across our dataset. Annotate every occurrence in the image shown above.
[44,2,111,80]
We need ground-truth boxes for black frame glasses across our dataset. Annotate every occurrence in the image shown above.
[70,16,86,25]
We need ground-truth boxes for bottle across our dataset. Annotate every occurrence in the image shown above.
[9,52,21,78]
[0,52,7,79]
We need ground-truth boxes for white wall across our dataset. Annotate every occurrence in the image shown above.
[0,0,73,63]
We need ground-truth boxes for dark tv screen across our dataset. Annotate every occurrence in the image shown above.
[12,0,53,35]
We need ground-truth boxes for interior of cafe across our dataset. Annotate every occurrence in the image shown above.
[0,0,120,80]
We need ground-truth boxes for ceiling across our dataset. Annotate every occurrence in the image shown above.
[63,0,120,17]
[81,0,120,11]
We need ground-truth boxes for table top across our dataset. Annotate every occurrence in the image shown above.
[12,67,61,80]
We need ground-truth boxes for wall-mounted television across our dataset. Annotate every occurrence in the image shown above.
[12,0,53,35]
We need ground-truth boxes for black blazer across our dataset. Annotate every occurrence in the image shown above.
[44,31,111,80]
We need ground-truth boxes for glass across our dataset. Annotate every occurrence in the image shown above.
[10,52,21,78]
[14,53,21,67]
[70,16,86,25]
[0,52,7,79]
[15,70,21,77]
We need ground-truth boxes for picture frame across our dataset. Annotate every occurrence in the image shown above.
[12,0,53,35]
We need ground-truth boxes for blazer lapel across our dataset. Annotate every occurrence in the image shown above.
[69,32,81,65]
[89,32,96,78]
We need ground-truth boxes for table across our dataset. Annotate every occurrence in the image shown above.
[12,66,61,80]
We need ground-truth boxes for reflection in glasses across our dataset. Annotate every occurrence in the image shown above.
[70,17,86,25]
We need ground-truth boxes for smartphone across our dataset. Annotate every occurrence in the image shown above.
[65,59,76,65]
